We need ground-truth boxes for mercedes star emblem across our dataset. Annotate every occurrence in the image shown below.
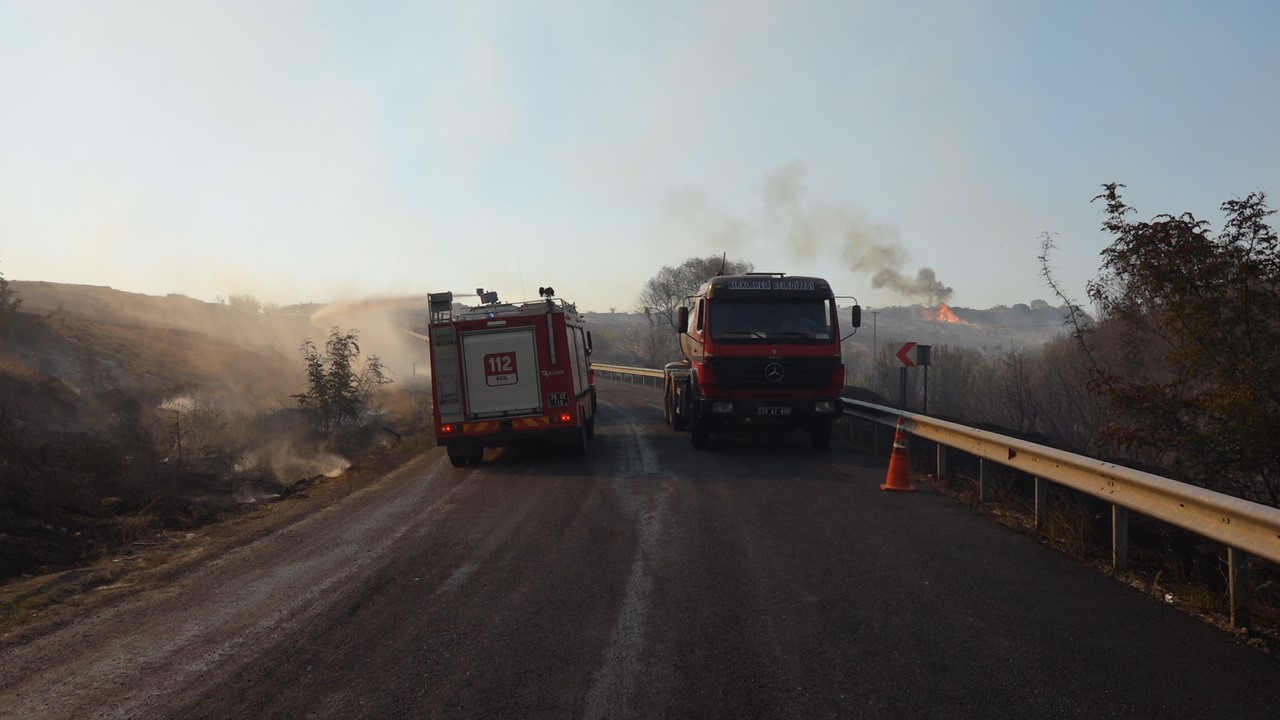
[765,362,785,383]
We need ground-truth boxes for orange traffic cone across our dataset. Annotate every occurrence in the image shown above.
[881,416,916,492]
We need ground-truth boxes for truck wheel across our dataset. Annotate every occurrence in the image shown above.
[666,391,687,430]
[686,384,706,446]
[572,423,590,456]
[810,419,833,450]
[671,383,689,431]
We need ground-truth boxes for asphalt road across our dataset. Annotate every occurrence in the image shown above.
[1,380,1277,719]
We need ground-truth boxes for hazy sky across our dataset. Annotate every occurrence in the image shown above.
[2,1,1276,312]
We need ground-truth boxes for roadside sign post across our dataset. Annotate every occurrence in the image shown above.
[895,342,932,412]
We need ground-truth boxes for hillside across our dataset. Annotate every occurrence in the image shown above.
[847,301,1080,355]
[0,282,427,581]
[580,300,1080,368]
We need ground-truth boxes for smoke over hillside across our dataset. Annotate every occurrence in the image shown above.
[763,163,953,305]
[308,295,431,383]
[660,163,955,306]
[2,281,430,500]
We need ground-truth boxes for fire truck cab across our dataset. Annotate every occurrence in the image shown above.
[427,288,596,467]
[664,273,859,449]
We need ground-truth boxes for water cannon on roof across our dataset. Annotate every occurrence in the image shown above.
[476,288,500,305]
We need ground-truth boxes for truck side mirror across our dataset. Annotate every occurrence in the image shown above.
[585,331,594,356]
[676,306,689,333]
[850,305,862,328]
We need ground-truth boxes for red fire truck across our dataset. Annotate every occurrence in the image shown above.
[427,287,596,467]
[663,273,859,449]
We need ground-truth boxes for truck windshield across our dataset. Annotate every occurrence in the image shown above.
[708,299,834,343]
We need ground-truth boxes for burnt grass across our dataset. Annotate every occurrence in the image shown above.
[0,401,419,583]
[0,287,429,592]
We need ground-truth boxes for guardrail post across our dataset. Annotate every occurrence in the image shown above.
[935,444,947,482]
[1034,477,1047,530]
[1111,505,1129,571]
[1229,547,1251,630]
[979,459,990,503]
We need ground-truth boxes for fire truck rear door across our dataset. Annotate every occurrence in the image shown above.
[460,327,542,417]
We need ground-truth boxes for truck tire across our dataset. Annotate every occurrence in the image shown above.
[666,389,687,431]
[687,382,708,447]
[809,419,833,450]
[572,422,590,456]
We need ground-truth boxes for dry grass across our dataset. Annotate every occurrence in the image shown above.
[116,511,160,545]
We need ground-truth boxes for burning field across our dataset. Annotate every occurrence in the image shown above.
[927,303,970,325]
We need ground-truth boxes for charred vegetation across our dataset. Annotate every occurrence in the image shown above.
[0,283,428,585]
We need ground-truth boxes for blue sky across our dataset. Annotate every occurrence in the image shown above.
[1,1,1276,312]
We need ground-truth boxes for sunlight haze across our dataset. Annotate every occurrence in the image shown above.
[2,1,1276,311]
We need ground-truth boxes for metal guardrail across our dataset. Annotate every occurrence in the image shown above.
[844,400,1280,567]
[592,363,664,386]
[595,364,1280,626]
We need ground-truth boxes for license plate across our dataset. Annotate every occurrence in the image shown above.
[757,406,792,416]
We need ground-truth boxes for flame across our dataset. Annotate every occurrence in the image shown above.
[936,303,968,324]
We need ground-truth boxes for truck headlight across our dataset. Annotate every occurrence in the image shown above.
[814,401,835,413]
[711,401,734,413]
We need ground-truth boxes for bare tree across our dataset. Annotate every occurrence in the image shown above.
[621,311,671,368]
[632,255,755,367]
[636,255,754,332]
[927,345,985,419]
[1029,337,1104,452]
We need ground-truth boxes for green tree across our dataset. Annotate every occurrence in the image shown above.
[294,327,392,431]
[1080,184,1280,504]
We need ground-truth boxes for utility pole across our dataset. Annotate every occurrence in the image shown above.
[870,309,879,356]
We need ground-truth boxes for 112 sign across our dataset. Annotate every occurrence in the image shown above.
[483,352,519,386]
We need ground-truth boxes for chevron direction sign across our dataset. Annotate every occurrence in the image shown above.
[895,342,931,367]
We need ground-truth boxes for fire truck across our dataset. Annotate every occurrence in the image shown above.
[427,287,596,467]
[663,273,859,449]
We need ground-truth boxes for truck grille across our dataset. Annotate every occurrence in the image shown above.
[706,357,838,389]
